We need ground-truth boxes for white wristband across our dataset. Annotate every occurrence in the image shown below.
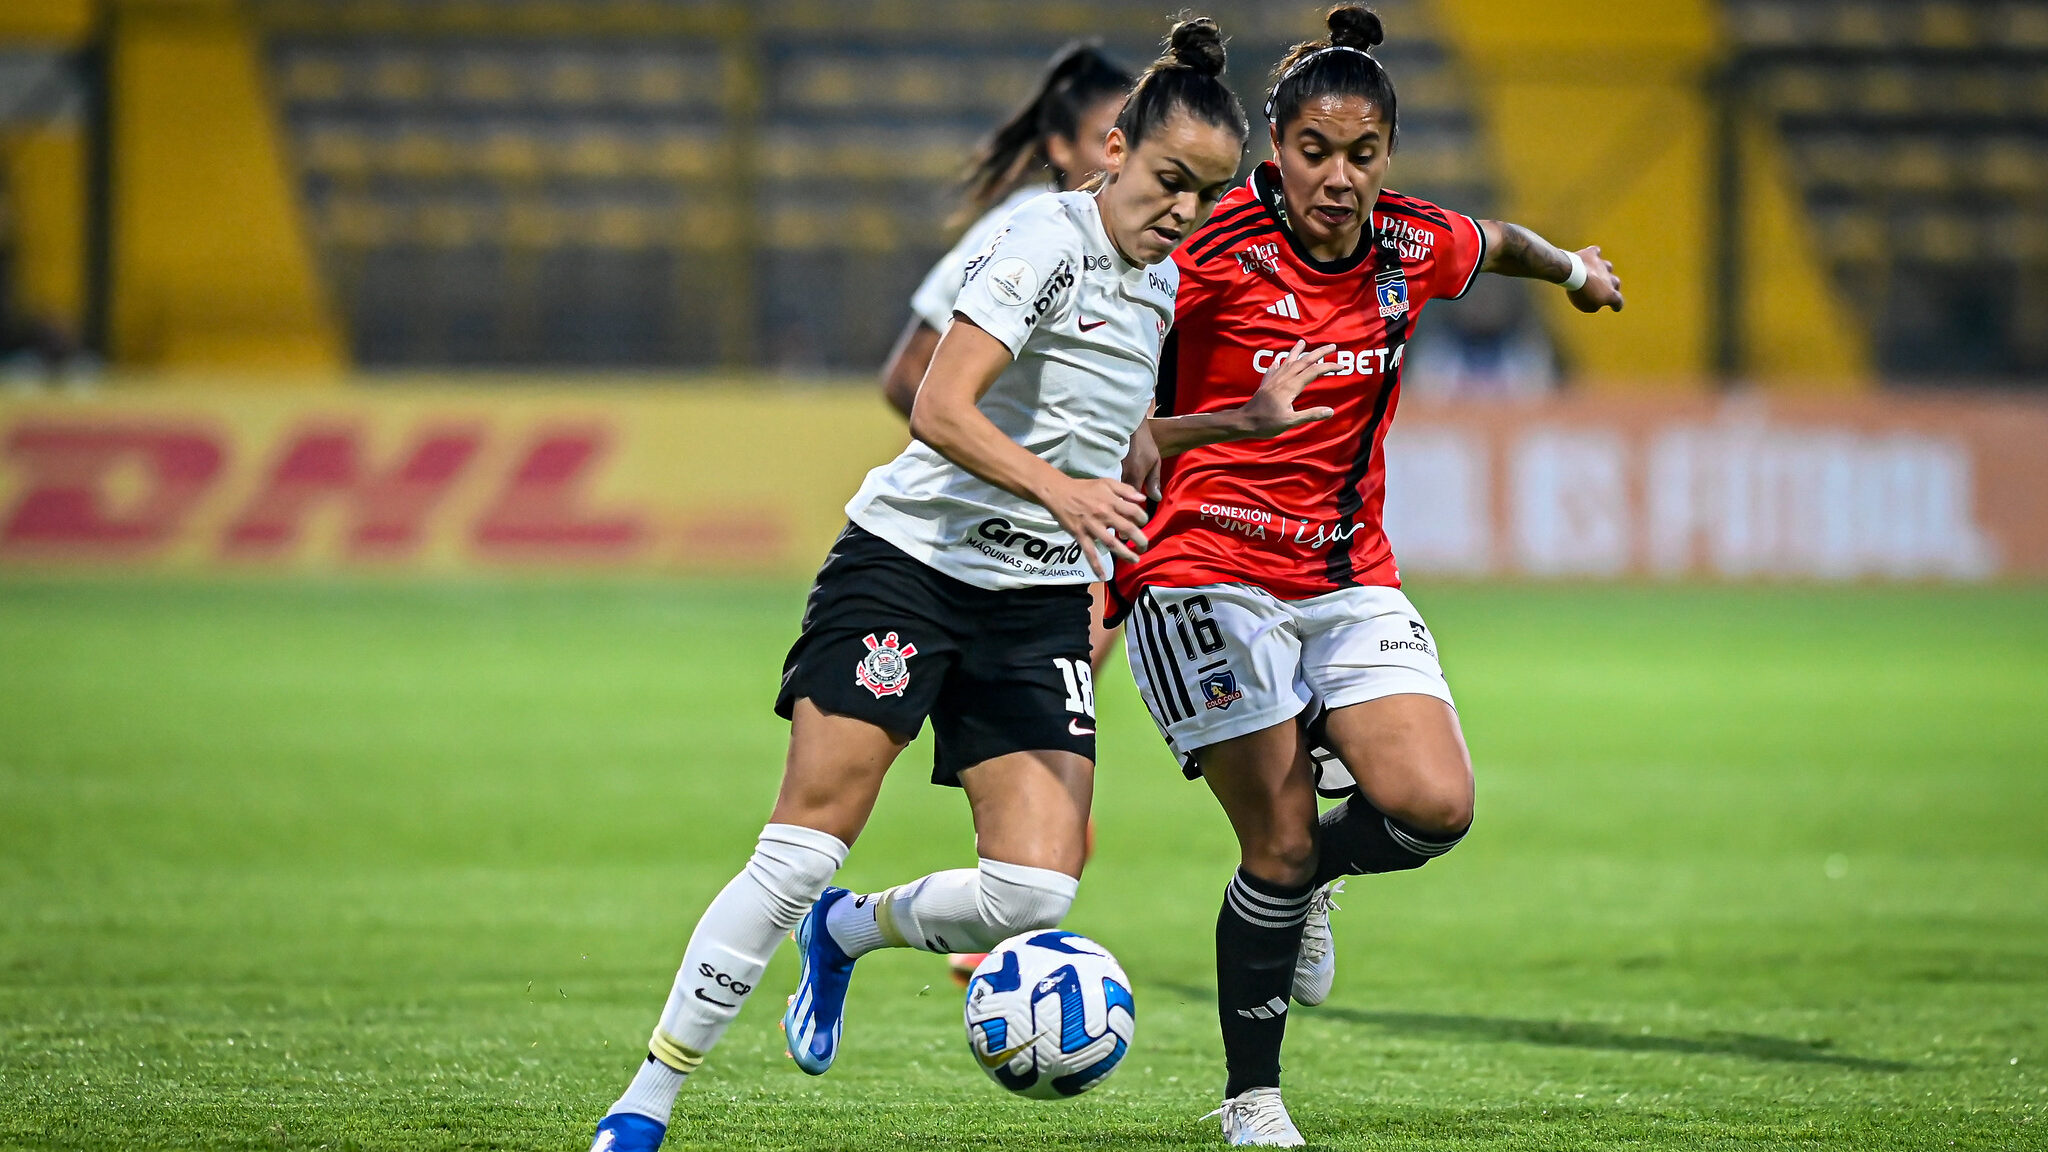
[1561,251,1588,292]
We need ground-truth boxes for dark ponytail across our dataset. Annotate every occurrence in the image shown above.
[1267,5,1398,149]
[1112,16,1249,155]
[957,42,1134,221]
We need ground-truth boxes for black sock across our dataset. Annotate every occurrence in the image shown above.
[1216,867,1314,1098]
[1311,792,1468,888]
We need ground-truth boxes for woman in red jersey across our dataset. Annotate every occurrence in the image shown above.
[1115,7,1624,1144]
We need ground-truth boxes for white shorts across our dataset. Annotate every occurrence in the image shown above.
[1123,582,1455,790]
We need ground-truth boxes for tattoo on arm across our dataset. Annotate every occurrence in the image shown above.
[1481,220,1573,282]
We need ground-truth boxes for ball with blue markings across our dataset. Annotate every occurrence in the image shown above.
[963,930,1135,1099]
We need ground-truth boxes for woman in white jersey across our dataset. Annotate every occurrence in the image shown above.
[589,20,1251,1150]
[880,41,1135,989]
[880,41,1133,418]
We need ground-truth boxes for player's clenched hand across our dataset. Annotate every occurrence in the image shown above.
[1038,475,1151,580]
[1567,246,1623,313]
[1235,339,1339,440]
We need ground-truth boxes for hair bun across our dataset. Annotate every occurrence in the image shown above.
[1165,17,1229,78]
[1326,4,1386,50]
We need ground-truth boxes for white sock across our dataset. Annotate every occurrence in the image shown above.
[612,1057,685,1126]
[609,822,847,1123]
[825,857,1077,958]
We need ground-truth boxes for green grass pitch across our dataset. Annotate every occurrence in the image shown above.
[2,581,2044,1150]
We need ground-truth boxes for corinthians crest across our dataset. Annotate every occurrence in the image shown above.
[855,631,918,698]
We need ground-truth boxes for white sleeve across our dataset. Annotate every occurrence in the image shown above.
[908,243,970,332]
[951,203,1080,358]
[909,192,1043,331]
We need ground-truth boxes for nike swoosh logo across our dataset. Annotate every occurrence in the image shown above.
[693,988,736,1008]
[976,1036,1038,1069]
[1078,319,1108,332]
[1069,719,1095,736]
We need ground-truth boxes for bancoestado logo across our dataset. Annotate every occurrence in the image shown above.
[1380,620,1435,657]
[969,516,1083,570]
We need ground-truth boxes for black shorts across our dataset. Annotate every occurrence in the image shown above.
[775,524,1097,786]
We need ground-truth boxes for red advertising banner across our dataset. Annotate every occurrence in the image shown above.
[1,386,2042,580]
[1387,394,2048,581]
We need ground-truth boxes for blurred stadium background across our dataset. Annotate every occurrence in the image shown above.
[0,0,2045,581]
[2,3,2046,1149]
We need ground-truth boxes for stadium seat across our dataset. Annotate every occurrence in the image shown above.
[249,0,1514,369]
[1728,0,2048,377]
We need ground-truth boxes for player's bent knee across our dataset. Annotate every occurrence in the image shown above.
[1244,829,1318,888]
[1405,791,1473,839]
[1375,772,1474,841]
[1319,793,1470,877]
[1387,809,1470,870]
[976,858,1079,941]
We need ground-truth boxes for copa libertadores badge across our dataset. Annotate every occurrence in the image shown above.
[855,631,918,698]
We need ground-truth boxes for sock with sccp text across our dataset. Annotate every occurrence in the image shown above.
[609,822,847,1124]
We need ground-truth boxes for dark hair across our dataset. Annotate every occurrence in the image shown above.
[1267,5,1398,150]
[1112,16,1249,154]
[958,42,1134,219]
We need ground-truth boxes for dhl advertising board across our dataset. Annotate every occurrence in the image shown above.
[0,386,913,576]
[0,386,2044,581]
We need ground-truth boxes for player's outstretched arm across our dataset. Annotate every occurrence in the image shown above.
[910,316,1150,578]
[1478,220,1624,313]
[1147,339,1339,457]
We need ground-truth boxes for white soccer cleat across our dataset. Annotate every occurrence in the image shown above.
[1206,1086,1306,1147]
[1292,879,1343,1007]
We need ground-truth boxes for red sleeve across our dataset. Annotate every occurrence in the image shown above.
[1425,210,1486,302]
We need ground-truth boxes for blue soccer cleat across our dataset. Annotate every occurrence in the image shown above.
[589,1111,665,1152]
[782,885,858,1075]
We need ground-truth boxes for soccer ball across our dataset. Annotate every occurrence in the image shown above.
[962,930,1134,1099]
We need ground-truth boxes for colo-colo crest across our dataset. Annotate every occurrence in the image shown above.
[1374,232,1410,320]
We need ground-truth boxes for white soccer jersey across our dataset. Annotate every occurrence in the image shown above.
[907,184,1048,332]
[848,191,1178,590]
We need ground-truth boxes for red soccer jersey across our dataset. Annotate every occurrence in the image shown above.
[1116,162,1485,603]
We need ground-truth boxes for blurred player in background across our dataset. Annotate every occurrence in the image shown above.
[590,19,1250,1151]
[1116,6,1625,1145]
[877,41,1136,988]
[880,42,1133,420]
